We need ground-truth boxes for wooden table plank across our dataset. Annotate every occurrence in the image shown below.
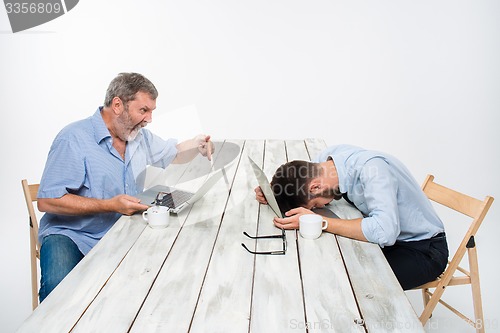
[250,140,306,333]
[189,140,263,332]
[16,216,147,333]
[286,140,365,332]
[129,140,243,332]
[304,138,327,161]
[330,200,424,332]
[285,139,309,161]
[71,210,191,332]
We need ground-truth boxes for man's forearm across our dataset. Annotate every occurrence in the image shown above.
[38,194,112,216]
[173,138,199,164]
[324,217,368,242]
[173,135,212,164]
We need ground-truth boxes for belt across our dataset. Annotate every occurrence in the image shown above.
[431,232,446,239]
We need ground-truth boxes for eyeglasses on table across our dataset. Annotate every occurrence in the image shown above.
[241,228,287,255]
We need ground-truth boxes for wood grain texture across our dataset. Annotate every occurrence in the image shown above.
[129,140,243,332]
[289,140,365,332]
[331,195,424,332]
[17,215,148,333]
[189,140,263,332]
[250,140,306,333]
[71,211,190,332]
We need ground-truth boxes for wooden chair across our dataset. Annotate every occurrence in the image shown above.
[21,179,41,310]
[414,175,494,332]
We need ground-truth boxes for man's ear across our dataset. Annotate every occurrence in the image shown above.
[309,179,322,195]
[111,97,124,115]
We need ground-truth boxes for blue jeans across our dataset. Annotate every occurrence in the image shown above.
[39,234,84,302]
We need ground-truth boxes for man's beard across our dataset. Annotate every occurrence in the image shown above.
[117,108,143,141]
[126,125,141,141]
[317,186,343,201]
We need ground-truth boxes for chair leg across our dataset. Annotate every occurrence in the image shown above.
[422,288,429,306]
[420,283,447,325]
[29,232,39,310]
[468,247,484,333]
[421,288,432,319]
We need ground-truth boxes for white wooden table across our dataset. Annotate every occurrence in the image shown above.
[17,139,424,333]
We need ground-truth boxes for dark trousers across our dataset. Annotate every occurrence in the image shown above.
[382,233,448,290]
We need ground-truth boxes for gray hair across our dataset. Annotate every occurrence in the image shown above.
[104,72,158,107]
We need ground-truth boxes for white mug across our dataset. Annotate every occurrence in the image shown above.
[142,206,170,229]
[299,214,328,239]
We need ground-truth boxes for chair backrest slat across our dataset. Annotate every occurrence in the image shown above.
[29,184,39,202]
[422,175,485,219]
[22,180,41,237]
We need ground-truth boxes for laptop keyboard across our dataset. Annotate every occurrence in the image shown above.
[154,190,194,208]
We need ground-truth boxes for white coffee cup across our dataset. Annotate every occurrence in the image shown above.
[299,214,328,239]
[142,206,170,229]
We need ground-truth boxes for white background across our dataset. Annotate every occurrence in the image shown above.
[1,1,499,331]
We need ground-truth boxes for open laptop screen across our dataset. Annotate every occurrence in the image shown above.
[248,156,285,218]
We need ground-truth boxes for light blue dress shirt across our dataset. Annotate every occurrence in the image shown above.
[315,145,444,247]
[37,108,178,254]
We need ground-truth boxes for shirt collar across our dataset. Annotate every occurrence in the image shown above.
[330,154,349,194]
[326,145,361,194]
[91,107,144,162]
[91,107,111,144]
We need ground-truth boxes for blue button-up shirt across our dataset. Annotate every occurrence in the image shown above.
[316,145,444,247]
[38,108,178,254]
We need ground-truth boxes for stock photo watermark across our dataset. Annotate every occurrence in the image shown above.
[270,161,381,199]
[3,0,79,33]
[289,317,499,331]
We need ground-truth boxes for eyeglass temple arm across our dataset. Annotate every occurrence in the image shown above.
[241,243,285,255]
[243,231,284,239]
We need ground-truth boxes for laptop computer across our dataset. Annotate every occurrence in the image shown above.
[248,156,340,219]
[247,156,285,218]
[136,168,224,214]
